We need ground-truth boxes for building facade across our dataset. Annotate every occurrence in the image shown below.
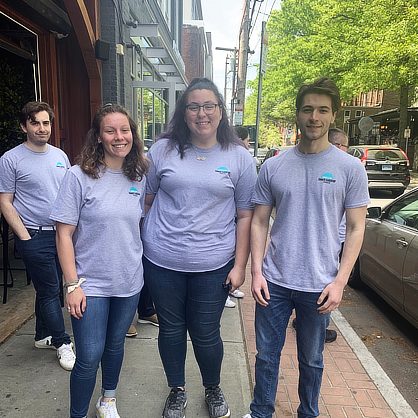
[0,0,211,159]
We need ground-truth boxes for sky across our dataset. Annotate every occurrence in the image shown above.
[200,0,280,107]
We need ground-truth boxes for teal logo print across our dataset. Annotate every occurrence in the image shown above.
[56,162,65,168]
[129,187,141,196]
[215,167,230,174]
[318,173,336,183]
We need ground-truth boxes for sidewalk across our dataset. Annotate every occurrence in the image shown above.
[1,259,417,417]
[240,259,417,418]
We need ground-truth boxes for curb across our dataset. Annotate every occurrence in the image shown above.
[332,309,418,418]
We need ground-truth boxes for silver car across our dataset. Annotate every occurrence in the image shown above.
[349,187,418,329]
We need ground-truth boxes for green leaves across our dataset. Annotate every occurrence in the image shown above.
[244,0,418,147]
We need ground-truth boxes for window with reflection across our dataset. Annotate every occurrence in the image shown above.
[386,191,418,229]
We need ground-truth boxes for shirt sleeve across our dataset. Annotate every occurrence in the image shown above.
[0,154,16,193]
[145,146,160,195]
[50,169,83,225]
[252,160,275,206]
[345,160,371,209]
[234,154,257,210]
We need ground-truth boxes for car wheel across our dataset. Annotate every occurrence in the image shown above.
[347,259,362,288]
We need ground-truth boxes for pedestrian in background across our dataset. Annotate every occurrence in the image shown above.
[235,126,250,149]
[142,77,257,418]
[0,101,75,371]
[245,78,370,418]
[50,104,148,418]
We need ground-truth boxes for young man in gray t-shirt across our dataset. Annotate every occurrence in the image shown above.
[245,78,370,418]
[0,102,75,371]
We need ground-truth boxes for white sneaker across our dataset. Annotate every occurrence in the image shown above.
[242,414,252,418]
[96,397,121,418]
[57,342,76,371]
[230,288,245,298]
[225,296,236,308]
[34,336,56,350]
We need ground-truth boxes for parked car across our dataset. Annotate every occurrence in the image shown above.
[248,148,268,171]
[263,145,295,162]
[347,145,410,196]
[349,187,418,329]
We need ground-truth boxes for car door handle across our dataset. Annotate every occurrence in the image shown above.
[395,238,409,247]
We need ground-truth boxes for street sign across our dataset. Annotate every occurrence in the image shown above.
[234,104,243,125]
[358,116,374,132]
[404,128,411,138]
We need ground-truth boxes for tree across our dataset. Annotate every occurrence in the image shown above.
[245,0,418,151]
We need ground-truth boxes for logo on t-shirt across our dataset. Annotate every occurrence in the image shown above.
[215,166,230,174]
[129,187,141,196]
[318,173,336,183]
[56,162,66,169]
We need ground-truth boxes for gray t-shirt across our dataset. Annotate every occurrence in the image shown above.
[253,145,370,292]
[0,143,70,227]
[142,138,257,272]
[50,165,145,297]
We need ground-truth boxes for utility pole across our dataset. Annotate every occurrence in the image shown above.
[254,21,268,157]
[236,0,250,125]
[215,46,238,119]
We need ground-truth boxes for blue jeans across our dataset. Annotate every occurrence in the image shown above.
[69,293,140,418]
[138,280,156,317]
[14,229,70,348]
[144,257,233,388]
[251,281,330,418]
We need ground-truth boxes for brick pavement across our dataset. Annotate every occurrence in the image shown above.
[239,260,398,418]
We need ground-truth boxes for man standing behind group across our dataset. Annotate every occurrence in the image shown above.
[0,102,75,371]
[329,128,350,253]
[245,78,370,418]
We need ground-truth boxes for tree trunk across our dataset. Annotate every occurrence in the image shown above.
[398,84,409,151]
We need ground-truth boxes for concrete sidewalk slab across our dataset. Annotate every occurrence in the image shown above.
[0,300,252,417]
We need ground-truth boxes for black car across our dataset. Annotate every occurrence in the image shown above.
[348,146,410,196]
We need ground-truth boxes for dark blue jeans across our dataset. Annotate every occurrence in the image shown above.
[251,281,330,418]
[144,257,233,388]
[70,293,140,418]
[137,280,156,317]
[14,229,71,348]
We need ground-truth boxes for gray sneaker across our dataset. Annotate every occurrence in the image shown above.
[162,388,187,418]
[205,386,230,418]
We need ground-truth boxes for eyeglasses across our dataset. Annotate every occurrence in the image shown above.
[334,143,349,149]
[185,103,221,115]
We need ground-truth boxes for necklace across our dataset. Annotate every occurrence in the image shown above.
[191,144,216,161]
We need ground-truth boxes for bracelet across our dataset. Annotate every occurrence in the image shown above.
[66,278,86,294]
[63,280,78,289]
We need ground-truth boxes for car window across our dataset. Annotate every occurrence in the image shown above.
[367,149,406,161]
[348,148,364,159]
[386,191,418,229]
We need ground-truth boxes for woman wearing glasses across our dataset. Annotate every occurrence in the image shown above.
[142,78,257,418]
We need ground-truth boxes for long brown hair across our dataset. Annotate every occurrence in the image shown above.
[159,78,242,158]
[76,104,149,180]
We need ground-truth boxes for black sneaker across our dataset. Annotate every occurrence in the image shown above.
[205,386,230,418]
[162,388,187,418]
[325,329,337,343]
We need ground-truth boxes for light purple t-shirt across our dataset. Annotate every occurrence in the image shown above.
[50,165,145,297]
[142,138,257,272]
[0,143,70,227]
[253,145,370,292]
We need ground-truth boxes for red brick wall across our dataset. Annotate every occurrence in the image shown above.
[182,26,205,83]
